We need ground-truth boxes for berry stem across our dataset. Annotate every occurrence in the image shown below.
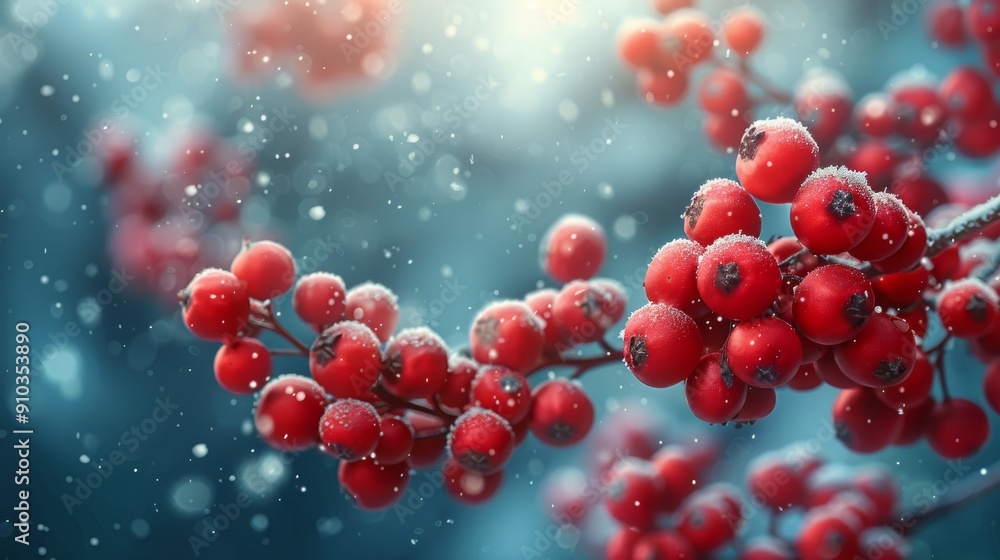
[777,247,810,268]
[734,58,794,105]
[897,459,1000,536]
[926,334,953,401]
[372,385,454,421]
[926,194,1000,257]
[528,338,623,379]
[271,348,307,356]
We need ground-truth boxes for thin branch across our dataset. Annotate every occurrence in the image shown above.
[372,386,454,421]
[736,58,794,105]
[926,194,1000,257]
[896,460,1000,535]
[271,348,307,356]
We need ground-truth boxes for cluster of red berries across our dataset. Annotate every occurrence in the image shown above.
[225,0,397,103]
[179,215,632,510]
[617,0,767,151]
[928,0,1000,78]
[538,408,910,560]
[623,115,1000,458]
[100,127,254,301]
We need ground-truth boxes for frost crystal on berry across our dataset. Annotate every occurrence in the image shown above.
[738,125,765,160]
[827,189,858,222]
[714,262,743,294]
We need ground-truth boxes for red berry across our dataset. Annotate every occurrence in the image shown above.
[791,167,875,255]
[788,363,823,391]
[662,9,715,68]
[653,0,693,15]
[895,398,934,445]
[524,289,561,353]
[541,214,607,282]
[897,305,929,339]
[734,386,777,422]
[814,351,861,389]
[254,374,328,451]
[968,0,1000,43]
[723,6,765,56]
[552,280,624,345]
[953,110,1000,157]
[834,313,917,389]
[735,118,820,204]
[747,454,807,510]
[179,269,251,341]
[603,458,662,529]
[448,409,515,475]
[645,239,705,314]
[437,355,478,414]
[848,192,910,262]
[832,388,903,453]
[293,272,346,331]
[875,350,933,409]
[847,140,899,191]
[344,282,399,343]
[871,265,930,309]
[853,93,896,138]
[230,240,296,301]
[384,327,450,399]
[937,278,1000,337]
[338,458,410,510]
[319,399,381,461]
[309,321,383,399]
[214,337,272,394]
[637,69,689,106]
[927,0,968,47]
[705,111,753,153]
[796,508,861,560]
[373,414,414,465]
[471,365,533,424]
[631,531,696,560]
[696,234,782,320]
[623,303,703,388]
[529,379,595,447]
[793,265,875,345]
[768,237,820,276]
[853,466,897,522]
[740,537,794,560]
[889,83,947,145]
[697,68,750,115]
[607,527,643,560]
[470,300,545,370]
[619,21,666,70]
[407,412,448,468]
[926,398,990,458]
[888,167,949,217]
[651,445,701,512]
[442,458,504,504]
[794,70,853,147]
[683,179,761,245]
[726,317,802,388]
[986,360,1000,414]
[676,493,740,551]
[939,66,994,121]
[685,353,749,424]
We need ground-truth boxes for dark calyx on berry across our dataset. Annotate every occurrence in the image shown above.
[966,294,989,322]
[577,290,602,318]
[311,331,343,365]
[498,374,523,394]
[714,262,743,294]
[473,316,499,345]
[546,421,575,443]
[739,125,765,161]
[721,359,735,388]
[628,336,648,369]
[459,450,490,473]
[755,365,780,385]
[843,293,872,326]
[834,422,851,443]
[332,444,357,460]
[874,358,907,383]
[827,189,857,222]
[177,289,190,308]
[686,194,705,229]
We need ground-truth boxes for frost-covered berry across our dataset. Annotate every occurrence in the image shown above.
[735,118,820,204]
[293,272,347,331]
[214,337,272,394]
[309,321,383,399]
[179,268,252,341]
[448,409,515,475]
[344,282,399,343]
[541,214,607,283]
[254,375,328,451]
[230,240,296,301]
[319,399,381,461]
